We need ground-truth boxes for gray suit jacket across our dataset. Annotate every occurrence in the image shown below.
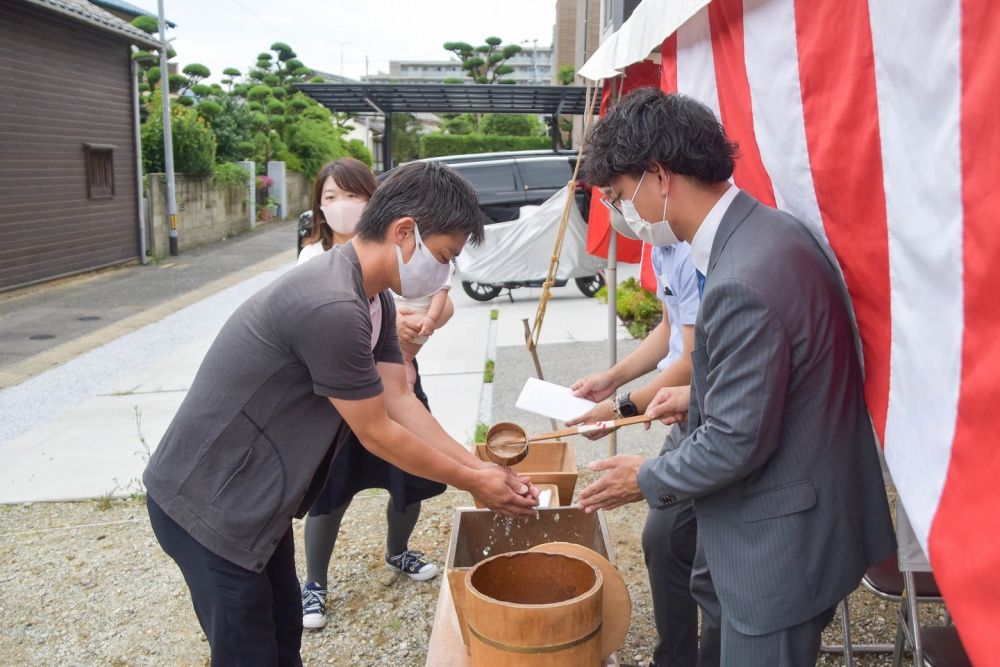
[637,191,895,635]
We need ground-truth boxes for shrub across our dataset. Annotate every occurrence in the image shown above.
[141,92,216,176]
[212,162,250,189]
[283,118,344,178]
[419,133,550,158]
[595,277,662,339]
[346,139,373,167]
[204,96,254,163]
[480,113,542,137]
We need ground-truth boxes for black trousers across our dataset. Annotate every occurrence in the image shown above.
[148,497,303,667]
[643,499,721,667]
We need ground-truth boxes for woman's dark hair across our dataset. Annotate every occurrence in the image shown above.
[355,161,485,246]
[580,87,739,187]
[306,158,378,250]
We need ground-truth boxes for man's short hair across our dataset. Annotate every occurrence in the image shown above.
[356,161,485,245]
[581,88,739,187]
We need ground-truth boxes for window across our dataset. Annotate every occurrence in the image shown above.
[517,159,573,191]
[84,144,115,199]
[455,163,516,193]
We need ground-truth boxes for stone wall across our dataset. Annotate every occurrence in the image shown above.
[286,171,312,219]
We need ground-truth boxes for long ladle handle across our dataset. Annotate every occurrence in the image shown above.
[490,415,654,449]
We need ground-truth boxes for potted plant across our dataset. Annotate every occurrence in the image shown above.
[259,195,280,222]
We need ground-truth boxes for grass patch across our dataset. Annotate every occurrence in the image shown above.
[483,359,495,383]
[489,308,499,320]
[595,277,662,339]
[474,422,490,443]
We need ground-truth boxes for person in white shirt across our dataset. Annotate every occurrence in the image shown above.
[391,271,453,392]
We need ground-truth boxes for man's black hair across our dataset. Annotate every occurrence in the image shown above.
[356,161,485,245]
[581,87,739,187]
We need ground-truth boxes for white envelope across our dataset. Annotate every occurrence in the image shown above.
[515,377,596,423]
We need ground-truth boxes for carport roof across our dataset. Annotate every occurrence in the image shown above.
[295,83,599,116]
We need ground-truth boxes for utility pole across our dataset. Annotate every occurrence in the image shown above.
[333,40,350,76]
[157,0,178,256]
[530,39,539,84]
[521,39,540,84]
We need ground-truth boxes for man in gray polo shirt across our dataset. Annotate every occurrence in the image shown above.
[144,162,538,666]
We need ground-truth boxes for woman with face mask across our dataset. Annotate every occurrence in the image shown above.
[297,159,450,631]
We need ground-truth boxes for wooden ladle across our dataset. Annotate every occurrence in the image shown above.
[484,415,654,466]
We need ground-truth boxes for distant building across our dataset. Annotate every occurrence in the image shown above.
[0,0,160,291]
[553,0,601,84]
[599,0,643,42]
[363,46,554,85]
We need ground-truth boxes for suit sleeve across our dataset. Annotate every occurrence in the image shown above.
[637,278,790,506]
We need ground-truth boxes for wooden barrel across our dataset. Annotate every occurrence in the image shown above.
[464,551,603,666]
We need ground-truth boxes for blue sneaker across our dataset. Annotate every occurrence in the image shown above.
[385,549,439,581]
[301,581,327,629]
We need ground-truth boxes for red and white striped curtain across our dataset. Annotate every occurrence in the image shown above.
[615,1,999,662]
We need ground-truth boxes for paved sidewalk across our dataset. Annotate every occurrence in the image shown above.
[0,219,298,388]
[0,227,639,503]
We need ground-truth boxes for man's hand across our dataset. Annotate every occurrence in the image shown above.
[644,385,691,429]
[395,307,423,345]
[566,399,618,440]
[577,455,646,513]
[570,371,618,403]
[471,466,539,517]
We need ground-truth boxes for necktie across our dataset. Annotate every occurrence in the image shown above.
[696,269,705,298]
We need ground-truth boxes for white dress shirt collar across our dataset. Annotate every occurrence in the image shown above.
[690,184,740,275]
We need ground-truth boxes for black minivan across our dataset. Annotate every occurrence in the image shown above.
[298,150,590,250]
[422,150,591,225]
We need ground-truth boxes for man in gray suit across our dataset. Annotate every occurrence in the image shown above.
[576,88,895,666]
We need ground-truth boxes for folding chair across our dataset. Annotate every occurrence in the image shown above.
[893,503,971,667]
[821,555,940,666]
[822,495,944,667]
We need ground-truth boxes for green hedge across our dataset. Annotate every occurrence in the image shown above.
[419,132,550,158]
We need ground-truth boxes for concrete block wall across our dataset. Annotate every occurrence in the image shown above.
[148,174,250,257]
[145,166,311,258]
[286,171,312,219]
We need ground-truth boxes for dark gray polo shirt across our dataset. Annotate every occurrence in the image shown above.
[144,243,402,572]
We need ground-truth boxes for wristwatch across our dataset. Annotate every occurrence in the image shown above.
[612,391,638,418]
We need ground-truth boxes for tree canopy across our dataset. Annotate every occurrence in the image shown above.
[443,36,522,84]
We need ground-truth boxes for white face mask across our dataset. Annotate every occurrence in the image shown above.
[395,224,452,299]
[619,171,680,246]
[320,199,366,235]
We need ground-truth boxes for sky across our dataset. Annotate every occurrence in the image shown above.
[128,0,558,84]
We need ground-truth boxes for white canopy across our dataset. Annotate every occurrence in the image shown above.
[577,0,709,81]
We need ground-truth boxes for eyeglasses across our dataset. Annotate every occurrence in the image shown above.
[600,193,623,215]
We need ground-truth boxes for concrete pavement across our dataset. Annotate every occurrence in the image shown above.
[0,232,640,503]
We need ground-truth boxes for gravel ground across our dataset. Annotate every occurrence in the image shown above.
[0,484,943,666]
[0,339,948,665]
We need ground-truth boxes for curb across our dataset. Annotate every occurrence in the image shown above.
[477,310,499,427]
